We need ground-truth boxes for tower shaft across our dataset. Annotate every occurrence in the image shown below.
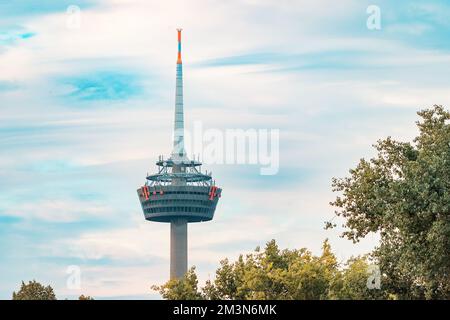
[170,218,188,279]
[171,29,188,279]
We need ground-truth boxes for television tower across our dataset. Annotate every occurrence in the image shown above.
[137,29,222,280]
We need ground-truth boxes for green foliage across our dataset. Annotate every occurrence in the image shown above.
[330,256,386,300]
[329,105,450,299]
[12,280,57,300]
[151,266,203,300]
[152,240,385,300]
[78,294,94,300]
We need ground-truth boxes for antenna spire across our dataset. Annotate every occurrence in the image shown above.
[177,28,182,64]
[173,28,185,158]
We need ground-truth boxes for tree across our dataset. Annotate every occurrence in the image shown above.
[152,240,382,300]
[78,294,94,300]
[12,280,57,300]
[151,267,203,300]
[204,240,338,299]
[328,105,450,299]
[330,256,387,300]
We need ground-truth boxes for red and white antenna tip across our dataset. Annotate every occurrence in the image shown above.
[176,28,182,64]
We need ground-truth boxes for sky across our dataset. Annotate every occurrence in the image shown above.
[0,0,450,299]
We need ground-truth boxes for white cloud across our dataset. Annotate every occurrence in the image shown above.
[7,199,113,222]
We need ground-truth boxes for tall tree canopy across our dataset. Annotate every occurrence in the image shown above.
[152,240,384,300]
[329,105,450,299]
[12,280,57,300]
[152,266,204,300]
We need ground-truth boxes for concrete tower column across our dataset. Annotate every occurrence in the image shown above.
[170,217,188,279]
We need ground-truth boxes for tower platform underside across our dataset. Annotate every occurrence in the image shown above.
[137,185,221,223]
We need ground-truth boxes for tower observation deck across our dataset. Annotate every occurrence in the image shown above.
[137,29,222,280]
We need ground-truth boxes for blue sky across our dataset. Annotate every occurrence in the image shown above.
[1,0,450,299]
